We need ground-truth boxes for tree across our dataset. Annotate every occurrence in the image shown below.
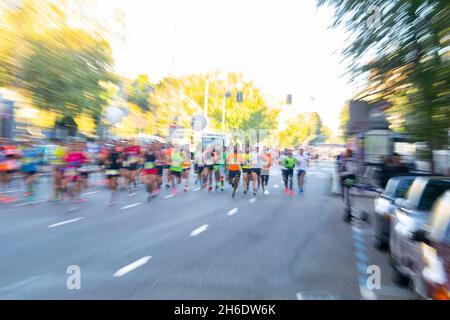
[317,0,450,169]
[149,72,279,137]
[0,0,117,136]
[278,112,330,148]
[126,74,154,111]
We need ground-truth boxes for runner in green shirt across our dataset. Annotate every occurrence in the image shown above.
[282,149,297,195]
[169,147,184,195]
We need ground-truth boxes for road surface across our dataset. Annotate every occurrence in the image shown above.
[0,161,411,299]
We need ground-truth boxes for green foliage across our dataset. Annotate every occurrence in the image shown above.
[278,112,330,148]
[318,0,450,155]
[126,74,154,111]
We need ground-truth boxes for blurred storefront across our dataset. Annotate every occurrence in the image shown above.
[0,93,14,139]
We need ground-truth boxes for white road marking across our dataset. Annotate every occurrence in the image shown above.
[13,200,45,207]
[227,208,239,216]
[274,184,279,188]
[164,194,175,199]
[264,190,270,195]
[249,198,257,203]
[82,191,100,196]
[47,217,84,228]
[0,189,22,194]
[113,256,152,277]
[120,202,142,210]
[190,224,208,237]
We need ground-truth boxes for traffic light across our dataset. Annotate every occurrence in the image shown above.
[237,92,244,103]
[287,94,293,105]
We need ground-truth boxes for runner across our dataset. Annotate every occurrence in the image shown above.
[281,149,297,196]
[63,142,88,208]
[169,146,183,195]
[51,141,67,202]
[181,144,192,192]
[105,143,122,206]
[296,148,309,195]
[0,142,20,203]
[164,144,172,189]
[154,143,166,191]
[261,147,273,195]
[124,140,142,194]
[19,140,40,201]
[213,145,225,191]
[193,145,204,186]
[279,148,288,189]
[202,145,215,192]
[143,143,158,201]
[242,145,253,195]
[226,144,244,198]
[250,145,263,196]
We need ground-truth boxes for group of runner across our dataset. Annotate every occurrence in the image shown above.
[1,138,311,207]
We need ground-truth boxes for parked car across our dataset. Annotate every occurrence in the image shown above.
[409,191,449,300]
[390,177,450,284]
[373,176,416,250]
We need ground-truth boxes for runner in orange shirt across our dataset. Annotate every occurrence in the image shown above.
[226,144,244,198]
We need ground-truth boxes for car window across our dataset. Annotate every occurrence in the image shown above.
[384,179,398,197]
[418,181,450,211]
[429,195,450,244]
[405,178,427,208]
[395,179,414,198]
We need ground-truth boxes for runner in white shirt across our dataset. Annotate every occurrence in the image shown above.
[296,148,309,194]
[250,145,264,196]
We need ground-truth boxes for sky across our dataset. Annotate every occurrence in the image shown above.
[90,0,358,133]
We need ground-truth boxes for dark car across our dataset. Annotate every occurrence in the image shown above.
[373,176,416,250]
[409,191,449,300]
[390,177,450,284]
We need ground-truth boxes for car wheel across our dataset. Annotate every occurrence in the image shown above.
[392,258,409,286]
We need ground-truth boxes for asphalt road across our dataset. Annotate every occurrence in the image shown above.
[0,161,412,300]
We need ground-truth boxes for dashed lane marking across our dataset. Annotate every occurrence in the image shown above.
[114,256,152,277]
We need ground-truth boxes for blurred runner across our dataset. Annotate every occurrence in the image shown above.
[242,145,253,195]
[169,146,183,195]
[296,148,309,195]
[105,143,122,206]
[282,149,297,196]
[143,143,158,201]
[182,144,192,192]
[20,140,40,201]
[251,145,263,196]
[124,140,142,194]
[63,142,88,209]
[202,145,215,192]
[227,144,244,198]
[261,147,273,195]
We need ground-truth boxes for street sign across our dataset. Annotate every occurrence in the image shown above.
[191,114,207,131]
[237,92,244,103]
[287,94,293,105]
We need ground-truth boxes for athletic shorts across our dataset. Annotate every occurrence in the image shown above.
[126,163,138,171]
[106,169,120,179]
[170,170,182,178]
[194,164,203,174]
[155,165,164,177]
[252,168,261,175]
[297,169,306,176]
[204,164,214,172]
[242,168,252,174]
[144,168,158,175]
[228,170,241,181]
[283,169,294,178]
[23,171,37,177]
[183,167,190,172]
